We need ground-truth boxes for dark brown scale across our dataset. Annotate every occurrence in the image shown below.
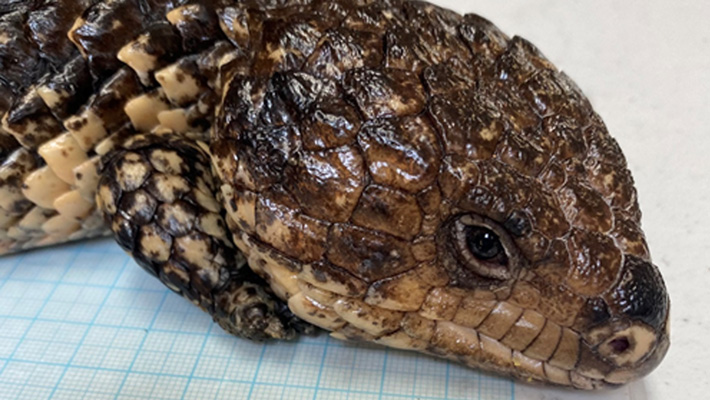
[98,136,312,340]
[343,1,405,34]
[606,256,669,331]
[343,68,427,119]
[0,0,39,16]
[283,145,365,223]
[254,15,330,74]
[0,84,14,123]
[39,55,93,120]
[422,57,477,95]
[122,21,183,85]
[4,89,63,149]
[300,97,361,150]
[428,89,504,160]
[0,135,20,160]
[69,0,176,80]
[85,68,142,131]
[273,71,331,114]
[358,116,441,193]
[304,27,383,80]
[168,2,224,53]
[217,75,269,134]
[385,4,466,73]
[70,0,143,78]
[0,8,49,152]
[27,0,92,64]
[326,224,417,283]
[351,185,423,241]
[183,91,218,132]
[215,6,250,51]
[0,11,44,95]
[575,297,612,332]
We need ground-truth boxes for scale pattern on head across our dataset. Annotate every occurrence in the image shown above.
[211,0,669,389]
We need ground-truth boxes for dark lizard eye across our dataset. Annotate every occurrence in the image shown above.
[466,226,503,260]
[451,215,521,281]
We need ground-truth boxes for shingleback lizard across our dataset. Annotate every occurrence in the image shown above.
[0,0,669,390]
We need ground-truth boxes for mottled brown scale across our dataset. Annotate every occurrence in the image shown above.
[3,88,64,149]
[0,10,44,98]
[352,185,423,240]
[429,89,503,161]
[97,136,312,340]
[71,68,143,136]
[327,224,417,283]
[305,27,382,79]
[358,116,441,193]
[168,3,223,53]
[300,98,361,150]
[0,0,669,390]
[38,55,93,120]
[284,146,365,222]
[344,68,427,119]
[255,190,330,262]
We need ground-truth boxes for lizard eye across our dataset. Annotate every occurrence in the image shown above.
[466,226,504,261]
[452,215,519,280]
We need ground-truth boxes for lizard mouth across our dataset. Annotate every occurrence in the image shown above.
[238,227,669,389]
[334,303,669,390]
[227,222,672,390]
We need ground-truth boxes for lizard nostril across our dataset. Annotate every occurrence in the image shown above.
[596,323,658,368]
[609,336,630,354]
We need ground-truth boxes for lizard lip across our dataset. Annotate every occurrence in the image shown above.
[425,314,670,389]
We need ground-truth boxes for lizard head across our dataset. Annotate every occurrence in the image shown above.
[429,151,670,389]
[210,3,669,390]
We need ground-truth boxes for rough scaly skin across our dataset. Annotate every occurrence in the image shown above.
[0,0,669,390]
[97,134,313,340]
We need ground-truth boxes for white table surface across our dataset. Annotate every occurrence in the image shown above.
[430,1,710,399]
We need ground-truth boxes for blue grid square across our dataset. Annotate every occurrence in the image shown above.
[249,384,287,400]
[183,378,220,400]
[0,318,31,359]
[150,376,188,400]
[38,285,108,322]
[63,367,97,389]
[8,249,74,282]
[0,256,22,279]
[0,239,521,400]
[88,370,126,395]
[119,373,159,397]
[100,347,138,370]
[16,385,52,400]
[193,355,229,380]
[62,252,126,286]
[0,281,54,318]
[0,383,22,400]
[214,381,251,400]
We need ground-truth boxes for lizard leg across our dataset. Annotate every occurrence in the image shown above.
[96,134,313,340]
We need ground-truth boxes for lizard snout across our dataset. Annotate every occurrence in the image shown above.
[576,257,670,386]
